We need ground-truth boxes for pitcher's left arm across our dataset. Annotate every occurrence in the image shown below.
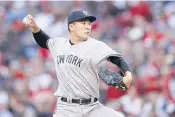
[98,55,132,91]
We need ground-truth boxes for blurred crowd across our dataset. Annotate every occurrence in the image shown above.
[0,1,175,117]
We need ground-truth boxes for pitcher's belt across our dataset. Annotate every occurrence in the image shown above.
[60,97,98,105]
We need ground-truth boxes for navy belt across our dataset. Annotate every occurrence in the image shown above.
[60,97,98,105]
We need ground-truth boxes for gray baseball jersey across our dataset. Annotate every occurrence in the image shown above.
[47,37,119,99]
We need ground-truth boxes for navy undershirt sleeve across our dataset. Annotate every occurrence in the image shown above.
[107,56,132,74]
[32,29,50,49]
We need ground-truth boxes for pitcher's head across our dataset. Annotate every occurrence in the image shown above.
[67,10,96,41]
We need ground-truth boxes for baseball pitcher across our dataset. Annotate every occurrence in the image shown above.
[23,10,132,117]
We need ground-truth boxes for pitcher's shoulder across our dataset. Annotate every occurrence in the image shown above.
[89,37,106,45]
[53,37,68,41]
[88,37,102,44]
[52,37,68,43]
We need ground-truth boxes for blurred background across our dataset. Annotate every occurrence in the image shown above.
[0,1,175,117]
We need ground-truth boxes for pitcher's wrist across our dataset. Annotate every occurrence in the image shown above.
[32,26,40,33]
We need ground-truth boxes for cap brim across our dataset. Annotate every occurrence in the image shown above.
[68,15,96,24]
[80,16,96,22]
[71,16,96,24]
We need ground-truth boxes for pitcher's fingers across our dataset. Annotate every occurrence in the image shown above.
[26,15,34,23]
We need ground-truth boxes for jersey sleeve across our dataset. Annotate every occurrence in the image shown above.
[93,41,121,65]
[46,37,66,58]
[46,38,57,58]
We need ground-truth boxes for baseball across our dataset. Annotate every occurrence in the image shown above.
[23,17,31,25]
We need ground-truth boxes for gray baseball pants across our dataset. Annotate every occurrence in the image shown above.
[53,97,124,117]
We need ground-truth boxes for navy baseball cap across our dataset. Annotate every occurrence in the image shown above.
[67,10,96,25]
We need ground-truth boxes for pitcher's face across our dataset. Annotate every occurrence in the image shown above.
[69,20,92,41]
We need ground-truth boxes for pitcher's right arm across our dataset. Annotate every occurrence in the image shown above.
[23,14,50,49]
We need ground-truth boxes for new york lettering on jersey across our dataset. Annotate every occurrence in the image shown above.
[57,54,83,67]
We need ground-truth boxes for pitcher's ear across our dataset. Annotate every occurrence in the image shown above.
[69,23,74,32]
